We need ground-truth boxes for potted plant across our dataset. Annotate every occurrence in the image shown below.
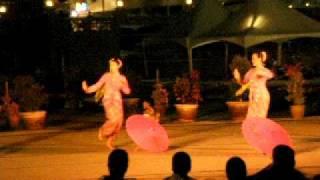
[0,80,20,129]
[151,80,169,123]
[124,70,142,118]
[173,70,202,122]
[226,55,251,121]
[12,75,48,130]
[285,63,305,120]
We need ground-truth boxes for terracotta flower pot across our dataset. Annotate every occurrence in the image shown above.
[290,104,305,120]
[20,111,47,130]
[175,104,199,122]
[226,101,248,121]
[154,105,168,123]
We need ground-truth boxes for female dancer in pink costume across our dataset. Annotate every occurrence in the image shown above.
[235,51,274,118]
[82,58,131,149]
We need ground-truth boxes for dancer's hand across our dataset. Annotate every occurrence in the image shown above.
[235,88,243,97]
[233,68,241,85]
[82,81,89,93]
[235,82,250,96]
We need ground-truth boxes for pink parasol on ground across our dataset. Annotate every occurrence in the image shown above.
[242,117,293,156]
[126,115,169,152]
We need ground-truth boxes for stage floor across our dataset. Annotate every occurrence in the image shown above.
[0,114,320,179]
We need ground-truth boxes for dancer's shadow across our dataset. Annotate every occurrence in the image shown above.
[0,132,61,154]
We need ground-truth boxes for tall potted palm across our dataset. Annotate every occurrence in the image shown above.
[12,75,48,130]
[151,81,169,123]
[173,70,202,122]
[226,55,251,121]
[286,63,305,120]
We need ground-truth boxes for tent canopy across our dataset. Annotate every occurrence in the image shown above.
[89,0,192,13]
[189,0,320,49]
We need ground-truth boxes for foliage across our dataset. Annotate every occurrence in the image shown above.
[151,81,169,111]
[228,55,251,101]
[173,70,202,104]
[285,63,305,105]
[229,55,251,81]
[12,75,48,112]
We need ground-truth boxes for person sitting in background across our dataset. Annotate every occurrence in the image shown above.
[249,145,308,180]
[226,156,247,180]
[164,151,195,180]
[313,174,320,180]
[101,149,129,180]
[143,101,160,122]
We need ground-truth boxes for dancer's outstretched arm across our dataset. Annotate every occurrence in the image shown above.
[82,74,106,94]
[235,82,250,97]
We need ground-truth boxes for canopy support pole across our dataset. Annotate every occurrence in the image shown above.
[277,42,283,65]
[187,38,193,74]
[224,43,229,79]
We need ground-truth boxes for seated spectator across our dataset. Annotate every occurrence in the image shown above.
[313,174,320,180]
[249,145,308,180]
[226,156,247,180]
[101,148,129,180]
[143,101,160,122]
[164,151,195,180]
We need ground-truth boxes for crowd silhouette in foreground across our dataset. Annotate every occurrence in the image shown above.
[100,145,319,180]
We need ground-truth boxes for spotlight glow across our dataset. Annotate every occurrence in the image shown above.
[45,0,54,7]
[116,0,124,7]
[186,0,193,5]
[70,10,78,17]
[0,6,7,13]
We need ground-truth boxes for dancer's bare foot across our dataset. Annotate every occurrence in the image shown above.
[98,131,103,141]
[133,146,140,152]
[106,138,114,150]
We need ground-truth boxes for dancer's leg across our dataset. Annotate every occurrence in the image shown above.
[106,135,115,150]
[98,127,103,140]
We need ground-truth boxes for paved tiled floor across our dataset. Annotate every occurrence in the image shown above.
[0,114,320,179]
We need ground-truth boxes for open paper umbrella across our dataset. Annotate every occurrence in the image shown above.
[242,117,293,156]
[126,115,169,152]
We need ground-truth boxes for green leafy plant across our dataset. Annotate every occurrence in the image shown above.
[285,63,305,105]
[173,70,202,104]
[12,75,48,112]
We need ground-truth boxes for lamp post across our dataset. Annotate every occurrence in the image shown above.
[111,0,124,57]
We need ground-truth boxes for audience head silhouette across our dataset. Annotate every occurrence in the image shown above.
[172,151,192,177]
[272,144,295,170]
[106,148,128,180]
[226,156,247,180]
[313,174,320,180]
[250,144,307,180]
